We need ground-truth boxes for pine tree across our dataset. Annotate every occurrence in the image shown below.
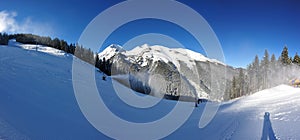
[52,38,60,49]
[270,54,276,66]
[269,54,277,87]
[100,57,106,72]
[254,55,260,72]
[70,43,75,54]
[95,54,100,69]
[105,59,112,75]
[0,33,9,45]
[293,53,300,65]
[224,80,232,100]
[237,69,245,97]
[246,64,254,93]
[244,74,250,95]
[253,55,260,91]
[270,54,277,71]
[281,46,291,65]
[231,76,237,99]
[261,50,270,88]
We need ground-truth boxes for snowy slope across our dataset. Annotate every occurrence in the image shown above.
[218,85,300,139]
[8,39,66,56]
[1,44,300,139]
[0,45,104,139]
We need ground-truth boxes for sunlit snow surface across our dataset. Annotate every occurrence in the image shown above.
[1,43,300,139]
[8,40,66,56]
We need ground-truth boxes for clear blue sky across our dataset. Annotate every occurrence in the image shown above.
[1,0,299,68]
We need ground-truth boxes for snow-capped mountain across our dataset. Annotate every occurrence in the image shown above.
[99,44,238,101]
[98,44,125,59]
[1,43,300,139]
[100,44,224,67]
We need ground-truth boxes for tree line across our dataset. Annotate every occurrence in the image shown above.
[225,46,300,100]
[0,33,112,76]
[0,32,10,45]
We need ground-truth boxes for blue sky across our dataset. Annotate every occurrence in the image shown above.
[1,0,299,67]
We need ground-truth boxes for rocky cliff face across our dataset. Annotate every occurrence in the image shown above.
[99,44,239,101]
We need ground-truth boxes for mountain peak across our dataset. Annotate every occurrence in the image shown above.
[98,44,125,59]
[127,44,225,66]
[108,44,124,50]
[99,44,225,66]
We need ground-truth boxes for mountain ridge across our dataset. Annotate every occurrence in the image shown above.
[99,44,226,67]
[99,44,238,101]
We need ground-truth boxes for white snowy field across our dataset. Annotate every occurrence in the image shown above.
[1,43,300,139]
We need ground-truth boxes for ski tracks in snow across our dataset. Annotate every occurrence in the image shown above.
[220,117,240,140]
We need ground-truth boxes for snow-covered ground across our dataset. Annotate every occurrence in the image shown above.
[1,44,300,139]
[8,39,66,56]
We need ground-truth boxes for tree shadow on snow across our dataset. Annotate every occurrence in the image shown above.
[261,112,277,140]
